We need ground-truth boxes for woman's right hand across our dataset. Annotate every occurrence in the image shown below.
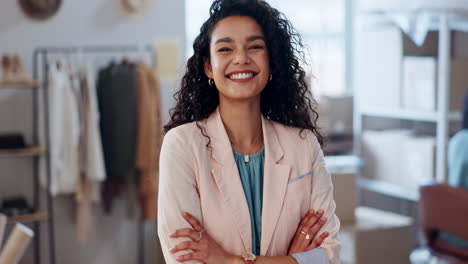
[288,209,329,255]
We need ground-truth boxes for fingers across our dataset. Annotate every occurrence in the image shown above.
[302,209,324,234]
[170,228,201,241]
[295,209,315,236]
[295,209,326,250]
[169,240,204,254]
[169,214,208,262]
[306,215,327,242]
[289,209,324,254]
[307,232,329,251]
[182,212,204,232]
[176,251,207,262]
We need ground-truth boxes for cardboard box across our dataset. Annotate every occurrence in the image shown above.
[401,136,436,191]
[454,32,468,58]
[402,57,468,111]
[362,131,437,193]
[402,56,437,111]
[354,20,459,109]
[340,207,413,264]
[318,95,354,135]
[361,130,413,185]
[331,172,357,223]
[449,58,468,111]
[354,24,402,108]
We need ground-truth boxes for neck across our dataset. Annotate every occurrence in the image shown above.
[219,99,263,154]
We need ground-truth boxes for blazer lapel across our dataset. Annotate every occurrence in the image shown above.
[206,108,252,252]
[260,116,291,256]
[205,109,291,255]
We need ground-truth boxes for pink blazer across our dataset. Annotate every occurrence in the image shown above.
[158,108,341,264]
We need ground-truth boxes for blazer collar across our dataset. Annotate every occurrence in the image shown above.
[206,107,291,255]
[205,107,284,166]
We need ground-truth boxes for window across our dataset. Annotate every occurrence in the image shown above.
[185,0,349,97]
[185,0,213,58]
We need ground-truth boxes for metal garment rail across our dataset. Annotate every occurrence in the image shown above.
[33,44,156,264]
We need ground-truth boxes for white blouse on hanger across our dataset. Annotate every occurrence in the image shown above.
[44,63,80,195]
[83,63,106,183]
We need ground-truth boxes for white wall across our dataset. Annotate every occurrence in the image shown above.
[0,0,186,263]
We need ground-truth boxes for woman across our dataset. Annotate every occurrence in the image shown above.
[439,92,468,249]
[158,0,341,263]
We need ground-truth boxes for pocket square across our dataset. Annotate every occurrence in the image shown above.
[288,171,312,184]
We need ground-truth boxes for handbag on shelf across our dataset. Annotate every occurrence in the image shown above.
[0,134,26,150]
[0,197,34,217]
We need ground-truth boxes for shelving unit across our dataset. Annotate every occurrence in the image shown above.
[359,177,419,202]
[0,146,45,158]
[0,80,42,89]
[359,107,462,123]
[31,44,156,264]
[7,211,48,225]
[354,11,468,201]
[0,74,55,264]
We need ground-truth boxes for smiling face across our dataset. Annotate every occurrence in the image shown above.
[204,16,270,103]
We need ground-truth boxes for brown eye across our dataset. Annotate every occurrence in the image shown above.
[249,45,264,50]
[218,47,232,52]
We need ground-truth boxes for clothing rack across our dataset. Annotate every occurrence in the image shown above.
[33,44,156,264]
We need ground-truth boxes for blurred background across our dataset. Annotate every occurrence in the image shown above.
[0,0,467,263]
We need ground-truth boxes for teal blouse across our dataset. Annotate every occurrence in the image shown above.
[439,130,468,249]
[232,147,329,264]
[233,148,265,256]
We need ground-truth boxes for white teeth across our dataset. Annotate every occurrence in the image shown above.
[229,72,254,80]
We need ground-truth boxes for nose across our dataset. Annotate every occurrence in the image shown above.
[233,49,250,64]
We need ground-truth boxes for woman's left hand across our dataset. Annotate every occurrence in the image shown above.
[169,212,236,263]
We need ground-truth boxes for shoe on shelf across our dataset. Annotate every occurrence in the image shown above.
[1,54,12,82]
[10,55,31,82]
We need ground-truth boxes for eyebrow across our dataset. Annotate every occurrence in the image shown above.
[214,35,265,45]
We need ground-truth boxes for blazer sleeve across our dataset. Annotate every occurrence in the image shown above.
[157,129,202,264]
[308,132,341,264]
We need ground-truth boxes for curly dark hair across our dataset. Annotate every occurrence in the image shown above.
[164,0,324,146]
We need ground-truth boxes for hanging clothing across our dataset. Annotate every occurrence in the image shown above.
[74,65,106,242]
[45,63,80,195]
[97,61,139,213]
[135,63,163,221]
[82,64,106,183]
[75,173,99,243]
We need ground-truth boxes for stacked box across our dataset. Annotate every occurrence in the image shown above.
[361,130,436,193]
[402,56,437,111]
[331,172,357,223]
[361,130,413,186]
[340,207,413,264]
[354,21,467,111]
[402,57,468,111]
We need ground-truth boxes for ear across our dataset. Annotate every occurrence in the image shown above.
[203,57,214,79]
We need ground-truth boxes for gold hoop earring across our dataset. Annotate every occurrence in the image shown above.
[269,74,272,81]
[208,79,214,86]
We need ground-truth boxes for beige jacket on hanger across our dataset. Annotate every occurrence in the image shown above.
[135,63,163,221]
